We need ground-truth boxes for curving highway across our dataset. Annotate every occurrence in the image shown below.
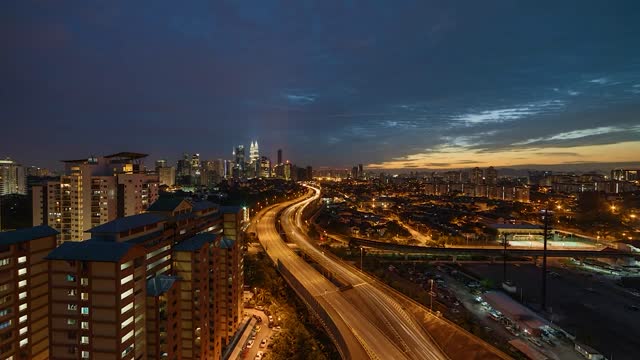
[253,186,449,360]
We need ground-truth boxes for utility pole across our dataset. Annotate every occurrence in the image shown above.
[502,233,508,283]
[429,279,434,312]
[541,208,552,311]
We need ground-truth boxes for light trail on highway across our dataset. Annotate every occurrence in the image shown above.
[254,186,449,360]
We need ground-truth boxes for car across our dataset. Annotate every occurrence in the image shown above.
[260,339,267,348]
[255,351,264,360]
[246,340,254,349]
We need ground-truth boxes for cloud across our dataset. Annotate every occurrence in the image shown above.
[514,125,640,145]
[452,100,564,126]
[589,77,610,85]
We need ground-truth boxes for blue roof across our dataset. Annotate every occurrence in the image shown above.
[174,233,217,252]
[46,240,136,262]
[87,213,166,234]
[147,275,179,297]
[192,200,218,212]
[147,198,189,212]
[219,206,243,214]
[0,225,58,246]
[218,237,235,249]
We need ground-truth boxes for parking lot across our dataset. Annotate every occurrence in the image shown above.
[464,261,640,360]
[239,308,279,360]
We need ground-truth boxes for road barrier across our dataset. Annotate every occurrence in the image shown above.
[276,259,352,360]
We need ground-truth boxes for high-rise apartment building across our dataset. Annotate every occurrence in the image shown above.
[31,153,159,243]
[471,167,484,185]
[0,158,26,196]
[485,166,498,186]
[45,198,243,359]
[0,225,58,360]
[232,146,245,179]
[277,149,282,166]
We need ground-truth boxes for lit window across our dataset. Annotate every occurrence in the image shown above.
[19,292,26,300]
[67,289,76,296]
[81,293,89,301]
[66,275,76,282]
[80,336,89,344]
[19,326,27,335]
[67,304,77,311]
[81,351,90,359]
[19,338,28,347]
[18,268,27,276]
[0,258,10,267]
[19,315,27,323]
[81,321,89,330]
[120,302,133,314]
[18,303,27,312]
[67,319,76,325]
[120,274,133,285]
[81,307,89,315]
[18,280,27,288]
[18,256,27,264]
[80,278,88,286]
[120,288,133,300]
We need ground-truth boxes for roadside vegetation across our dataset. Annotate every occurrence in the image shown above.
[244,252,340,360]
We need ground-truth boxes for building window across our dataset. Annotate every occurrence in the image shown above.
[0,320,11,329]
[81,351,90,359]
[80,293,89,301]
[18,292,26,300]
[18,303,27,312]
[18,268,27,276]
[67,289,77,296]
[80,307,89,315]
[17,256,26,264]
[19,338,28,347]
[81,321,88,330]
[80,336,89,344]
[0,308,10,317]
[120,274,133,285]
[19,315,27,323]
[80,278,88,286]
[67,304,77,311]
[18,280,27,288]
[19,326,27,335]
[67,318,76,325]
[66,274,76,282]
[0,258,10,267]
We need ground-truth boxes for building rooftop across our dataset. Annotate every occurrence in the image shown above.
[147,275,179,297]
[191,200,218,212]
[218,237,235,249]
[46,240,136,262]
[87,213,166,234]
[147,198,190,212]
[174,233,217,252]
[0,225,58,246]
[103,152,148,159]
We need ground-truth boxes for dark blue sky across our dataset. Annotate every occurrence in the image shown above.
[2,1,640,170]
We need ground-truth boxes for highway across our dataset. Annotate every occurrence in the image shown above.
[254,186,449,360]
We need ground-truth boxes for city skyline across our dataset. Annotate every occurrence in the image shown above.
[3,1,640,169]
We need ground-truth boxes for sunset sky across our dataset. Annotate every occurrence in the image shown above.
[2,1,640,169]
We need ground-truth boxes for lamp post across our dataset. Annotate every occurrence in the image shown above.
[360,247,364,271]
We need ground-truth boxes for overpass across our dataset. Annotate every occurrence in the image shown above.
[348,237,639,260]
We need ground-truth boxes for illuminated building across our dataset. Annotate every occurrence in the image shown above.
[0,226,58,360]
[0,158,26,195]
[31,153,159,243]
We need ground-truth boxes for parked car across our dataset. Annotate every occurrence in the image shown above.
[260,339,267,348]
[246,340,254,349]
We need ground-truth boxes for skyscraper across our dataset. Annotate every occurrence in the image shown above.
[260,156,271,178]
[233,145,245,178]
[249,141,259,163]
[277,149,282,165]
[0,158,26,195]
[485,166,498,185]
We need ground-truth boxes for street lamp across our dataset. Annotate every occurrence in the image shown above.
[360,247,364,270]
